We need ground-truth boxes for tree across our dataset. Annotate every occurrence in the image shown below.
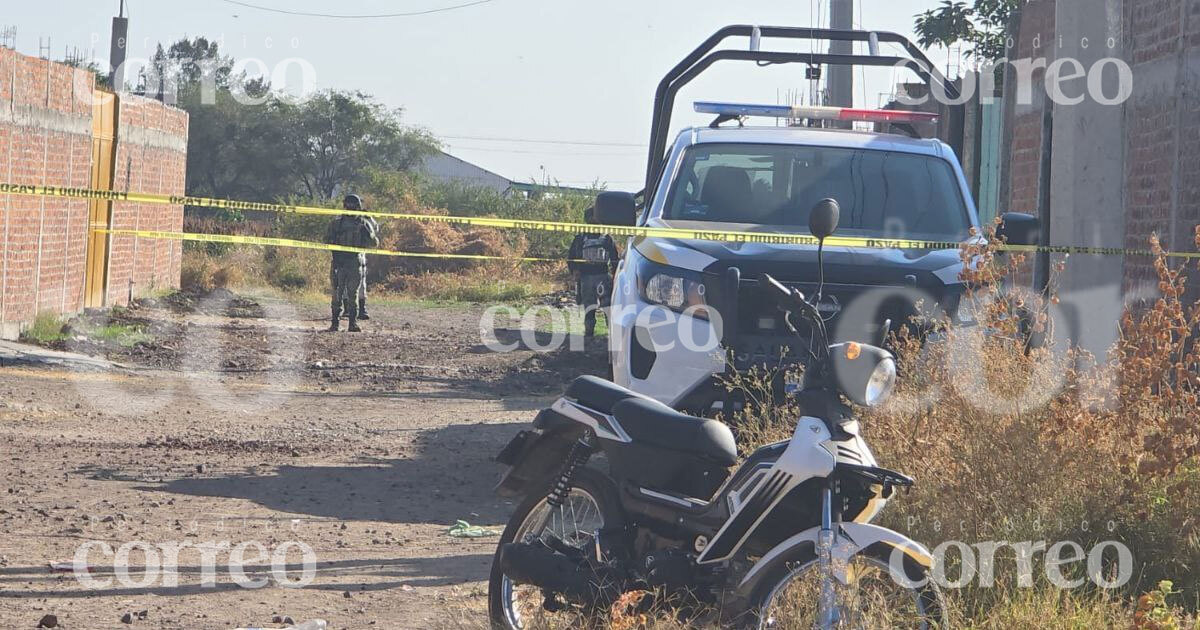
[914,0,1025,61]
[145,37,439,205]
[183,89,296,203]
[284,90,439,200]
[137,38,236,100]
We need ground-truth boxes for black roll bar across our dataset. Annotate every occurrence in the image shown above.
[644,26,959,197]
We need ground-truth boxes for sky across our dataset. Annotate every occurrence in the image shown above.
[5,0,946,190]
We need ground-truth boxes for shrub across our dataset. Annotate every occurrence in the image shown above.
[21,311,69,344]
[718,225,1200,624]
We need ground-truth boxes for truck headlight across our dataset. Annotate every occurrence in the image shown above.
[636,255,709,319]
[831,342,897,407]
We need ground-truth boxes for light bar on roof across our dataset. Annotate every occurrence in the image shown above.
[694,101,939,124]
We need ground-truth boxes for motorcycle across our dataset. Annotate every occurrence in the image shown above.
[487,199,945,629]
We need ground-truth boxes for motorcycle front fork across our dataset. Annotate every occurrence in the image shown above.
[816,481,840,629]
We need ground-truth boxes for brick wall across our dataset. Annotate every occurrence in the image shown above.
[0,47,93,335]
[1122,0,1200,295]
[0,47,188,337]
[1004,0,1056,215]
[107,95,188,306]
[1004,0,1200,299]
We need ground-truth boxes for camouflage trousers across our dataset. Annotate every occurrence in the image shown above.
[330,263,363,310]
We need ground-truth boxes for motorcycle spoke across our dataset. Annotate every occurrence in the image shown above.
[760,556,932,630]
[501,488,605,630]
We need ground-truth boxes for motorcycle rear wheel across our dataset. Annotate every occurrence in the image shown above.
[487,467,623,630]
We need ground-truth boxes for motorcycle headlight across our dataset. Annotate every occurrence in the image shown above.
[831,342,897,407]
[636,254,709,319]
[863,357,897,406]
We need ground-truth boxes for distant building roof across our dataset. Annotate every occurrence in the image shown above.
[507,182,596,196]
[420,151,513,193]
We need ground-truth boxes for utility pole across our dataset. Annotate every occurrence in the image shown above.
[109,0,128,90]
[827,0,853,109]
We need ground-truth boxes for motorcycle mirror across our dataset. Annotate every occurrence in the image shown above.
[877,318,892,348]
[809,198,840,241]
[809,198,839,304]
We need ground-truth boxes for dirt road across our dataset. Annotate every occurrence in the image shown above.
[0,291,606,629]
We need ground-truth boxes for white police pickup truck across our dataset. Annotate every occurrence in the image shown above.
[592,27,1039,413]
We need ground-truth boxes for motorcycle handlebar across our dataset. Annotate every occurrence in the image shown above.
[760,273,828,348]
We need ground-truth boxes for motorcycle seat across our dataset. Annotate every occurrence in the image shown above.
[565,375,649,415]
[611,398,738,467]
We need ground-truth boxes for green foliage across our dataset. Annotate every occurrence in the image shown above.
[145,37,438,212]
[87,323,152,348]
[397,174,597,259]
[22,312,68,344]
[181,88,297,203]
[286,91,440,199]
[21,312,150,349]
[61,57,109,90]
[915,0,1025,60]
[1133,580,1200,630]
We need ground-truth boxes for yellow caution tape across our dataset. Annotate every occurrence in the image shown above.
[5,182,1198,259]
[97,229,570,263]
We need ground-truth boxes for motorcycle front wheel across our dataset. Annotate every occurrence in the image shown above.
[749,544,945,630]
[487,467,623,630]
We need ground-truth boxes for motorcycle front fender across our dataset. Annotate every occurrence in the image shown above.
[736,522,935,594]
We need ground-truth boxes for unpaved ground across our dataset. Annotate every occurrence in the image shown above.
[0,291,606,629]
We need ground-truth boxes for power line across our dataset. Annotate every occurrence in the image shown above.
[219,0,494,18]
[440,134,646,148]
[446,144,642,157]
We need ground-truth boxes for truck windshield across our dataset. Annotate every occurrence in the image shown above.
[664,143,973,241]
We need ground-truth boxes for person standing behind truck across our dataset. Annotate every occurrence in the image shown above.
[567,206,619,338]
[325,194,379,332]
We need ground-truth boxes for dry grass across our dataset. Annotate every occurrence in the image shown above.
[698,226,1200,628]
[393,263,562,303]
[181,242,566,304]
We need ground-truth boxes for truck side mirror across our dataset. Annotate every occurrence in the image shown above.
[809,198,840,241]
[594,191,637,227]
[996,212,1040,247]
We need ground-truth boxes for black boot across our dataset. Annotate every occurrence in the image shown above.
[327,306,340,332]
[357,297,370,320]
[584,308,597,338]
[346,302,362,332]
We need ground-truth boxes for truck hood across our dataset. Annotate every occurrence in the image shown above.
[636,220,968,289]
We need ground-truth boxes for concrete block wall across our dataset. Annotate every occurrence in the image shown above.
[0,46,188,337]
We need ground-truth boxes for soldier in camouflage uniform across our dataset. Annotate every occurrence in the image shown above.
[567,207,619,338]
[325,194,379,332]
